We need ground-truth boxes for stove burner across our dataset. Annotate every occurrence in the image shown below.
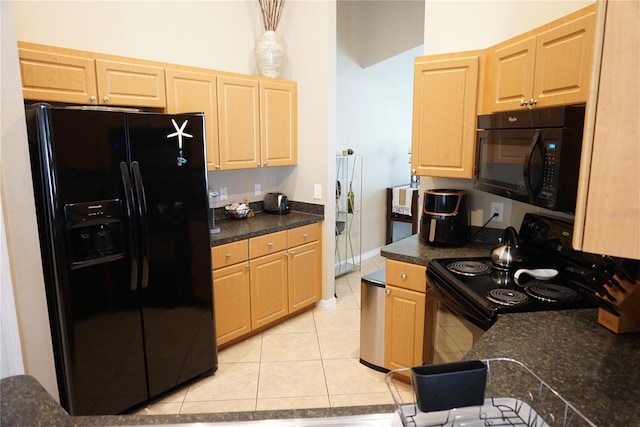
[525,284,578,302]
[447,261,491,276]
[486,289,529,306]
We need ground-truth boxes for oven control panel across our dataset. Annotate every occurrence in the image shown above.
[519,213,574,251]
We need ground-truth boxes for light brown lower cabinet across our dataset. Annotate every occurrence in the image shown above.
[384,260,436,376]
[212,262,251,345]
[384,284,425,373]
[250,250,289,330]
[211,222,322,347]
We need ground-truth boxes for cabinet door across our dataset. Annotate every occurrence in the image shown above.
[384,285,425,373]
[213,263,251,346]
[288,241,321,313]
[411,55,479,179]
[485,36,536,112]
[165,68,220,170]
[260,79,298,167]
[250,251,288,329]
[95,59,166,107]
[574,0,640,259]
[533,9,596,108]
[18,46,98,104]
[217,75,261,169]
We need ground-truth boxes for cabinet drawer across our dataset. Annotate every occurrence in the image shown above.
[250,231,287,258]
[386,260,426,293]
[211,240,248,269]
[287,223,320,247]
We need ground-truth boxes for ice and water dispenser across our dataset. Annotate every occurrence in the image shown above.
[65,199,124,268]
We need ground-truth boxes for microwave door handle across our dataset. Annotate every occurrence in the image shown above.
[523,129,542,203]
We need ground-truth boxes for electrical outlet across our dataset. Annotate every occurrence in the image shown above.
[220,187,228,201]
[313,184,322,200]
[254,184,261,196]
[491,202,504,222]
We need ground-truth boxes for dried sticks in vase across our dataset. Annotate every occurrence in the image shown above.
[258,0,286,31]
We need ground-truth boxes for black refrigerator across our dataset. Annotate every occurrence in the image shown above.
[25,103,218,415]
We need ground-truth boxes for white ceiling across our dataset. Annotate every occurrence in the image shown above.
[338,0,425,68]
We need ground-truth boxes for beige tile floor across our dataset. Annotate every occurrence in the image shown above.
[139,254,478,415]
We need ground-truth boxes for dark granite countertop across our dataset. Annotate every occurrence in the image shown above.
[0,375,394,426]
[465,309,640,426]
[380,234,494,266]
[210,210,323,246]
[4,312,639,425]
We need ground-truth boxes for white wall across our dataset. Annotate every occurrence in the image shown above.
[336,42,422,253]
[1,0,57,396]
[424,0,595,55]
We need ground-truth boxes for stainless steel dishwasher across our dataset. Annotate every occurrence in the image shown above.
[359,268,388,372]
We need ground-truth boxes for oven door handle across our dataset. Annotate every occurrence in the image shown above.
[430,282,494,331]
[523,129,542,204]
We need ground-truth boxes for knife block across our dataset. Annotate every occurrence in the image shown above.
[597,276,640,334]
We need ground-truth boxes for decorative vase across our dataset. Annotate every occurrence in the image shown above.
[255,30,284,78]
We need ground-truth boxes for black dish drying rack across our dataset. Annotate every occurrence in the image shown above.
[385,358,596,427]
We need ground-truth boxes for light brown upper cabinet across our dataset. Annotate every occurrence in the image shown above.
[217,75,298,170]
[217,75,261,170]
[165,67,220,170]
[260,79,298,167]
[18,42,166,108]
[573,0,640,260]
[411,52,481,179]
[484,4,596,112]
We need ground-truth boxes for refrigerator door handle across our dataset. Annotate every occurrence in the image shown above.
[131,161,150,289]
[120,162,139,291]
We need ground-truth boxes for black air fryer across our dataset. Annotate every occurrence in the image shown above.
[420,189,470,247]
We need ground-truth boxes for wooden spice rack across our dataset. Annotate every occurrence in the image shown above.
[597,276,640,333]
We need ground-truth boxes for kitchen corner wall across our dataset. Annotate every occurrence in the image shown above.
[9,0,338,396]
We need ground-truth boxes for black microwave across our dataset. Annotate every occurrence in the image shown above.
[474,105,586,213]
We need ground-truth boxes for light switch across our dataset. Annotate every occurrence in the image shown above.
[313,184,322,200]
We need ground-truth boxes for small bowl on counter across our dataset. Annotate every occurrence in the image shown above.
[224,202,251,219]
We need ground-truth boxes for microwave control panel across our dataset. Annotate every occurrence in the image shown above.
[540,141,560,199]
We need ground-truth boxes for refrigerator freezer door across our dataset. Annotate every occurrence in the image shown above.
[126,113,217,399]
[26,106,147,415]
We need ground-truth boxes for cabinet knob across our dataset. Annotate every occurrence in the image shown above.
[215,165,221,170]
[268,242,274,247]
[411,169,416,174]
[245,264,250,269]
[225,253,231,258]
[290,250,296,256]
[302,233,308,238]
[520,99,527,106]
[529,98,537,106]
[89,96,97,103]
[386,289,391,295]
[401,274,407,281]
[257,162,261,167]
[263,162,268,167]
[103,96,110,103]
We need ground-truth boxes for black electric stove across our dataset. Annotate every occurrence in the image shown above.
[427,214,600,330]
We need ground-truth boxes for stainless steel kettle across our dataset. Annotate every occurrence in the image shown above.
[491,226,524,269]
